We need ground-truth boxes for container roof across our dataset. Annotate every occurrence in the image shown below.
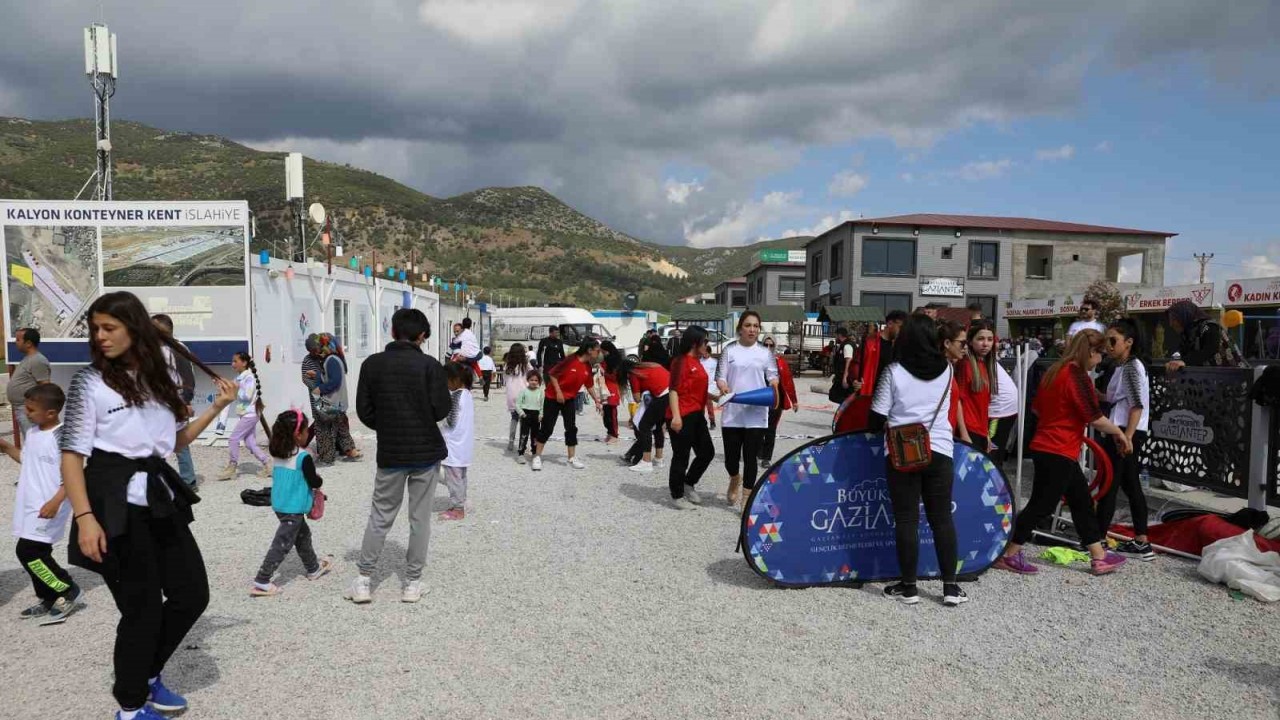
[834,213,1175,237]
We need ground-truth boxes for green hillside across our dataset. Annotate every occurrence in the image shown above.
[0,117,811,311]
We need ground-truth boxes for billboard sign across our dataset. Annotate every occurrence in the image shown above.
[1124,283,1214,313]
[1224,277,1280,307]
[2,200,251,363]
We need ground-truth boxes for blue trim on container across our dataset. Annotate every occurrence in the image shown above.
[8,339,250,365]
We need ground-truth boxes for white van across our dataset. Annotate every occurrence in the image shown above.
[490,306,634,360]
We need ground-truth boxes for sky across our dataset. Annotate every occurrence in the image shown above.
[1,0,1278,289]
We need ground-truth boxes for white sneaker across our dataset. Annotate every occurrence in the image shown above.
[516,455,527,465]
[401,580,423,603]
[344,575,372,604]
[569,457,586,469]
[531,456,543,471]
[684,485,702,504]
[653,459,666,469]
[671,497,695,510]
[629,462,654,474]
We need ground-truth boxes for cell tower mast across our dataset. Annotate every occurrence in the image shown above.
[82,23,118,201]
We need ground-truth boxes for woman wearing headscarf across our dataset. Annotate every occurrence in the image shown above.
[1164,300,1246,373]
[309,333,362,465]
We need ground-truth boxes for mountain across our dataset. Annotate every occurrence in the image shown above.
[0,117,811,311]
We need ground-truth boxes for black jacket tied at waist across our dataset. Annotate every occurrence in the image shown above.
[68,450,199,574]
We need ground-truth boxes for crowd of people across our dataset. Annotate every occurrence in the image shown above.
[3,286,1250,717]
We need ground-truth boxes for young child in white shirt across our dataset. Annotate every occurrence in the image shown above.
[0,384,82,624]
[440,362,476,521]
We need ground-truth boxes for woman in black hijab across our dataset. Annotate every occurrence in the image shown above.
[1165,300,1244,373]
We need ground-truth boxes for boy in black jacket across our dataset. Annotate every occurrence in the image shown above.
[348,308,452,604]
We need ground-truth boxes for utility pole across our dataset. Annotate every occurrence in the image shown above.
[82,23,118,201]
[1194,253,1214,283]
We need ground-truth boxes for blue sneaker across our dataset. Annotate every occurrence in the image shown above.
[147,676,187,712]
[116,707,168,720]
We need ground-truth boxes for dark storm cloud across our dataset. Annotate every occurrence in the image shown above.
[1,0,1277,245]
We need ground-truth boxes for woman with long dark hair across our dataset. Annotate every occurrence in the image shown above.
[1095,318,1155,560]
[60,291,237,720]
[715,310,779,507]
[598,341,624,445]
[954,319,996,452]
[624,335,670,472]
[868,314,965,606]
[666,326,715,509]
[503,343,531,451]
[532,337,603,471]
[995,330,1132,576]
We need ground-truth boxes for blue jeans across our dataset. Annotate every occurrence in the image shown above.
[175,446,196,487]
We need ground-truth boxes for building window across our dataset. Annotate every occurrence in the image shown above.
[1026,245,1053,279]
[810,251,824,284]
[861,292,913,317]
[757,276,764,302]
[862,238,916,277]
[829,241,843,280]
[731,290,746,307]
[941,246,954,260]
[969,241,999,278]
[333,298,351,350]
[779,276,804,301]
[829,293,842,307]
[967,295,998,323]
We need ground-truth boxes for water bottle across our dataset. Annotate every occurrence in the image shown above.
[1139,469,1151,491]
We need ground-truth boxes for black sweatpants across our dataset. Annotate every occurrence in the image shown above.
[887,454,958,584]
[668,412,716,499]
[538,397,578,448]
[628,394,669,458]
[1012,452,1104,547]
[104,505,210,710]
[519,409,540,454]
[481,370,493,400]
[603,404,619,439]
[1096,431,1149,536]
[989,415,1018,466]
[722,427,766,489]
[16,538,79,603]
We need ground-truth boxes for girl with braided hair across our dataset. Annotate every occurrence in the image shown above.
[218,351,271,480]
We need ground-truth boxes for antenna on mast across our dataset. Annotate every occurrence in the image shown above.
[81,22,118,201]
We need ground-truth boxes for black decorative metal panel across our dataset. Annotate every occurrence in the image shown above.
[1142,366,1253,498]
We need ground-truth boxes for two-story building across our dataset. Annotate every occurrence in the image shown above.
[713,277,748,309]
[745,263,806,306]
[804,214,1174,336]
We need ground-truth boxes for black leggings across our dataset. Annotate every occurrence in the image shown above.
[989,415,1018,465]
[104,506,210,710]
[537,397,578,448]
[603,405,619,439]
[887,454,958,584]
[722,427,766,489]
[633,395,669,455]
[1012,452,1104,547]
[519,410,539,454]
[481,370,493,399]
[1096,431,1149,536]
[760,406,784,462]
[668,412,716,499]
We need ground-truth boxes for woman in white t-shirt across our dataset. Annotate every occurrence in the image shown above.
[60,291,236,720]
[715,311,779,507]
[988,362,1020,467]
[868,314,966,607]
[1095,318,1154,561]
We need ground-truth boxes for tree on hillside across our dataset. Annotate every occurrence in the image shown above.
[1085,280,1124,323]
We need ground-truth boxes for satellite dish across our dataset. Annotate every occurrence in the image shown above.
[622,292,638,312]
[308,203,327,225]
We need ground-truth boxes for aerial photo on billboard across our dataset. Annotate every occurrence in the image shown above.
[102,225,246,287]
[4,225,99,338]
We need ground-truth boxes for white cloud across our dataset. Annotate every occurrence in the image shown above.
[683,191,805,248]
[956,159,1014,181]
[664,178,704,205]
[1095,140,1113,152]
[1035,144,1076,161]
[781,210,858,239]
[827,171,868,197]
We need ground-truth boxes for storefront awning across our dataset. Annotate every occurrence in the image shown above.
[668,304,729,323]
[749,304,807,323]
[819,306,883,323]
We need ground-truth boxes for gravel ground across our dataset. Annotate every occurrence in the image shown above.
[0,381,1277,720]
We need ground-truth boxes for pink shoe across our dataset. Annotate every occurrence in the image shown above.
[438,508,466,521]
[994,551,1039,575]
[1091,551,1126,576]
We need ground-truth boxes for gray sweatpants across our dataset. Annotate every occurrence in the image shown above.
[443,465,468,509]
[357,465,439,582]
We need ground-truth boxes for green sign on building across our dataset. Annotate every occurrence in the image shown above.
[758,249,790,263]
